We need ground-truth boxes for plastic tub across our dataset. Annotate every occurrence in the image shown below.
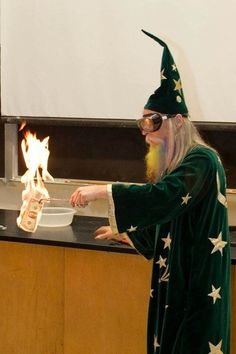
[38,207,76,227]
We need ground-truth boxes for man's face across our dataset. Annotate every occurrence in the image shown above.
[141,109,170,146]
[140,110,184,181]
[142,109,170,182]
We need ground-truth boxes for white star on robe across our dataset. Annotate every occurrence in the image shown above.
[161,233,172,250]
[159,265,170,283]
[181,193,192,205]
[156,255,167,268]
[208,285,221,304]
[208,232,227,256]
[127,225,137,233]
[208,340,223,354]
[150,289,154,298]
[154,335,160,350]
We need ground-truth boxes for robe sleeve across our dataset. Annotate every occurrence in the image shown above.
[107,148,218,234]
[125,225,158,259]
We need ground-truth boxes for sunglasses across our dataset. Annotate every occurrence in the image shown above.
[137,113,176,133]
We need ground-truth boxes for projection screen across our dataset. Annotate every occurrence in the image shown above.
[1,0,236,121]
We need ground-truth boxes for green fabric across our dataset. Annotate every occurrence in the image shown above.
[111,146,230,354]
[142,30,189,115]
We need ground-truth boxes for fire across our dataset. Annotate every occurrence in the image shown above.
[17,131,54,232]
[19,120,26,131]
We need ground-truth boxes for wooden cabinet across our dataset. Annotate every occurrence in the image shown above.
[64,249,151,354]
[0,242,151,354]
[0,241,235,353]
[0,242,64,354]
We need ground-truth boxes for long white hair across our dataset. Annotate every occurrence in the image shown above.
[166,117,217,174]
[145,117,217,182]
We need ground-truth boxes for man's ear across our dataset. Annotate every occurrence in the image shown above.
[175,114,184,129]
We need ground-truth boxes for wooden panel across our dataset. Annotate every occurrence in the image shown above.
[64,249,152,354]
[231,265,236,354]
[0,241,234,354]
[0,242,64,354]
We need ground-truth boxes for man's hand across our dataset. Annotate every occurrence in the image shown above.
[70,185,107,207]
[94,226,123,241]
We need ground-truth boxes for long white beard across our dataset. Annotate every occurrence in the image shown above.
[145,137,166,183]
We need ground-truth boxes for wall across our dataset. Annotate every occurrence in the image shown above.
[1,1,236,122]
[16,121,236,188]
[1,120,236,188]
[17,123,146,183]
[0,121,4,177]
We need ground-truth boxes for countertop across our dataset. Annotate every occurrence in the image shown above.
[0,209,136,254]
[0,209,235,264]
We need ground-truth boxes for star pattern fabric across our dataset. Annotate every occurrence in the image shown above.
[173,78,182,95]
[108,146,230,354]
[161,69,167,80]
[159,265,170,283]
[161,233,171,250]
[208,285,221,304]
[208,340,223,354]
[153,335,160,351]
[156,255,167,268]
[181,193,192,205]
[172,63,177,71]
[127,225,137,233]
[208,232,227,256]
[142,30,189,115]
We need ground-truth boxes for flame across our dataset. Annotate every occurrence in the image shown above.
[17,131,54,232]
[19,120,26,131]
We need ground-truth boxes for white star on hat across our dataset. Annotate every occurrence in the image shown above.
[161,69,167,80]
[173,78,182,94]
[172,63,177,71]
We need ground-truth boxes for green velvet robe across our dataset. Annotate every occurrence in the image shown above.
[108,146,230,354]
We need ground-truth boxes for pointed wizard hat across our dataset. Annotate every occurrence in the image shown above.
[142,29,188,115]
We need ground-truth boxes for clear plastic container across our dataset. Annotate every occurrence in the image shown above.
[38,207,76,227]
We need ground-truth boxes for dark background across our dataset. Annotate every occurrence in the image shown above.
[1,119,236,187]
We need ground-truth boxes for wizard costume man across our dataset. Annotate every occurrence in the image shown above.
[70,30,231,354]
